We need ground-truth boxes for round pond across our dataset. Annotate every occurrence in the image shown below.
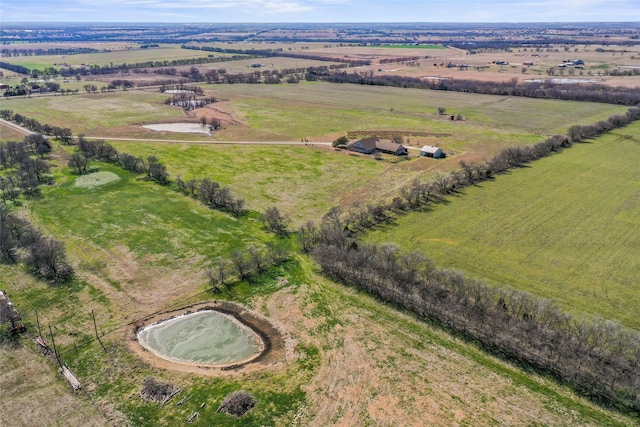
[142,123,210,134]
[137,310,264,366]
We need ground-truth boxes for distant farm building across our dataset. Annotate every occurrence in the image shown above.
[420,145,445,158]
[348,137,408,156]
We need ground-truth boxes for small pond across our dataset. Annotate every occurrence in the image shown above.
[524,78,599,84]
[143,123,211,134]
[137,310,264,366]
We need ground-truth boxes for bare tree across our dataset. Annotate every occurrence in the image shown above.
[261,206,290,237]
[68,153,89,175]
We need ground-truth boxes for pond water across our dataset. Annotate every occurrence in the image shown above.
[524,78,599,84]
[143,123,211,134]
[137,311,264,366]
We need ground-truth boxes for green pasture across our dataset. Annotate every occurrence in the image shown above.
[1,90,181,134]
[2,82,626,145]
[208,82,626,139]
[106,142,387,224]
[1,252,635,426]
[366,124,640,329]
[31,162,268,269]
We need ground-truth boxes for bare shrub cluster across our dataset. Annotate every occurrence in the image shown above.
[175,176,245,217]
[140,377,177,403]
[216,391,256,417]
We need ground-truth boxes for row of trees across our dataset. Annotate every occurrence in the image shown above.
[311,238,640,412]
[0,201,73,284]
[204,239,292,293]
[316,71,640,106]
[75,137,168,184]
[0,110,73,143]
[0,137,53,202]
[75,137,244,214]
[175,176,245,216]
[0,47,102,57]
[181,45,371,67]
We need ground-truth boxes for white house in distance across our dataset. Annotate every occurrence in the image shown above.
[420,145,445,158]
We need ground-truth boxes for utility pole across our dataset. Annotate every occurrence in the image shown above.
[49,324,63,369]
[92,309,107,354]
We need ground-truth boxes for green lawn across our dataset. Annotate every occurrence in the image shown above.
[366,124,640,329]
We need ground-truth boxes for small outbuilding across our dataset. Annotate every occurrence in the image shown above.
[420,145,445,158]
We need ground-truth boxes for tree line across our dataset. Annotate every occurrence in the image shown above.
[311,236,640,413]
[0,47,103,57]
[74,137,246,216]
[0,206,74,284]
[0,61,30,75]
[0,136,74,284]
[0,109,73,143]
[181,45,371,67]
[315,71,640,106]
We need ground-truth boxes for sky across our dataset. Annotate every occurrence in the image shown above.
[1,0,639,23]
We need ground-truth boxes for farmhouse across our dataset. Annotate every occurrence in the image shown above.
[420,145,445,158]
[348,137,408,156]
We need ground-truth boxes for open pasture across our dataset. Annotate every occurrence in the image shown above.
[1,90,184,136]
[208,82,627,137]
[366,123,640,330]
[2,81,626,144]
[106,142,392,224]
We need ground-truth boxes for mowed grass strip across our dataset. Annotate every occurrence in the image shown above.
[366,124,640,329]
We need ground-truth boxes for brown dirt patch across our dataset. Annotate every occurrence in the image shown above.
[127,300,290,377]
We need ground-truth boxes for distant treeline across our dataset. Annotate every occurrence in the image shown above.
[0,61,30,75]
[312,71,640,105]
[0,55,256,78]
[448,38,640,50]
[0,109,73,142]
[0,47,104,57]
[299,106,640,413]
[182,45,372,67]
